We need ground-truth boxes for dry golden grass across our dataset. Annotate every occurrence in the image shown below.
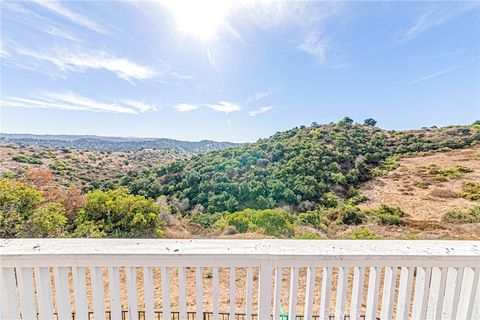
[359,146,480,222]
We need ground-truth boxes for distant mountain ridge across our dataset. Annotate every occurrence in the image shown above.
[0,133,239,153]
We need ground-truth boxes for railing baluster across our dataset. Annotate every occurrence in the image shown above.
[245,267,253,320]
[54,267,72,319]
[466,267,480,320]
[161,267,171,320]
[304,267,315,320]
[350,267,364,320]
[143,267,155,320]
[433,267,448,320]
[412,267,432,320]
[319,267,332,320]
[257,262,273,320]
[179,267,187,320]
[365,267,380,320]
[72,267,88,320]
[396,267,414,320]
[273,267,282,320]
[381,266,397,320]
[0,267,20,319]
[108,267,122,320]
[229,267,236,320]
[449,267,464,319]
[126,267,139,320]
[288,267,299,320]
[35,267,54,320]
[195,267,203,320]
[16,267,36,319]
[91,267,106,320]
[335,267,348,320]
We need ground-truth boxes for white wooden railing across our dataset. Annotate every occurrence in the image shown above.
[1,239,479,320]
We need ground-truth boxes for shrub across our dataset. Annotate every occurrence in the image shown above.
[436,166,472,179]
[364,205,405,225]
[220,209,294,237]
[294,231,324,240]
[442,206,480,224]
[0,178,43,237]
[459,181,480,201]
[371,156,399,176]
[12,155,42,164]
[74,188,165,238]
[297,209,329,229]
[19,203,67,237]
[328,205,364,225]
[190,211,224,228]
[342,228,380,240]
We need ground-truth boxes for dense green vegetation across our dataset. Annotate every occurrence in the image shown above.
[2,120,479,239]
[0,178,165,238]
[117,120,478,214]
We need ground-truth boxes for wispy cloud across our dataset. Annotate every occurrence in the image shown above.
[408,66,458,85]
[174,101,241,114]
[298,32,329,63]
[401,3,478,43]
[4,2,82,42]
[30,0,107,34]
[206,101,241,113]
[245,88,280,104]
[175,103,200,112]
[3,44,155,83]
[248,106,274,117]
[1,92,157,114]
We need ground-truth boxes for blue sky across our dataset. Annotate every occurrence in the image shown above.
[1,1,479,142]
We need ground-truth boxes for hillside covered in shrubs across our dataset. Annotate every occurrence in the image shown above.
[1,119,479,239]
[118,118,479,214]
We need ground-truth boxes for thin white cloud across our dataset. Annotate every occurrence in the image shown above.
[170,72,195,80]
[174,101,241,113]
[175,103,200,112]
[1,92,156,114]
[408,66,458,85]
[4,45,155,82]
[249,106,274,117]
[298,32,329,63]
[245,88,279,104]
[206,101,241,113]
[4,2,82,42]
[123,100,160,112]
[401,3,478,43]
[30,0,107,34]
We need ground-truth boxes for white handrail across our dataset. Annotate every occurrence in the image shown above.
[1,239,479,320]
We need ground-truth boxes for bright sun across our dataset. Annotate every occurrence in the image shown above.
[166,0,232,41]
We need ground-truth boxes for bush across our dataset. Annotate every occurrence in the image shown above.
[20,203,67,237]
[74,188,165,238]
[364,205,405,225]
[220,209,294,237]
[190,211,224,228]
[328,205,364,225]
[294,231,324,240]
[436,166,472,179]
[342,228,380,240]
[12,155,43,164]
[297,209,329,229]
[459,181,480,201]
[442,206,480,224]
[0,178,43,237]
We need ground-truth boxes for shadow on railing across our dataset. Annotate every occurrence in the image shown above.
[69,311,371,320]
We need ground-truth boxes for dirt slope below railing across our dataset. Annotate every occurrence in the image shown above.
[359,146,480,221]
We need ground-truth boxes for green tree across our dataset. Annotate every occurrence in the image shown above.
[75,188,165,238]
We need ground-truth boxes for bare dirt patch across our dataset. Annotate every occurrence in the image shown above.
[359,146,480,221]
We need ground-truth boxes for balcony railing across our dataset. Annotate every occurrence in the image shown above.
[1,239,479,320]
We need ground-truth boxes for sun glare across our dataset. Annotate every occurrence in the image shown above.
[166,0,232,41]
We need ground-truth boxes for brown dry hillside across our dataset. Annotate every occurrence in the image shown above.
[0,142,190,189]
[359,146,480,221]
